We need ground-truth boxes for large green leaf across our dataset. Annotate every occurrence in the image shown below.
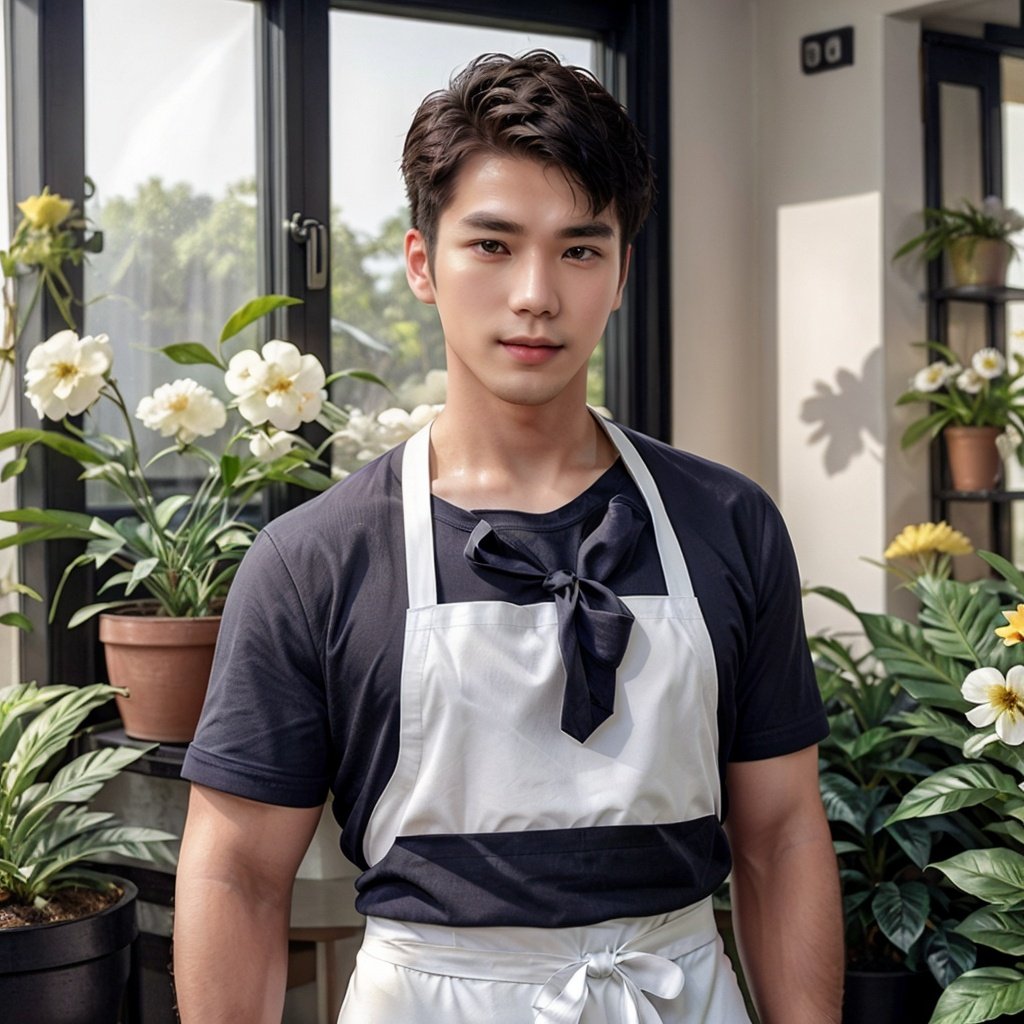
[977,550,1024,597]
[0,428,103,464]
[931,849,1024,910]
[956,908,1024,955]
[160,342,224,368]
[886,819,933,870]
[820,772,884,833]
[872,880,929,952]
[916,575,1002,667]
[887,763,1021,824]
[856,612,968,709]
[931,967,1024,1024]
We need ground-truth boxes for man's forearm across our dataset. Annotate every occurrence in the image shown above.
[728,830,844,1024]
[173,874,292,1023]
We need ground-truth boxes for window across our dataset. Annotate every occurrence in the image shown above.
[9,0,670,684]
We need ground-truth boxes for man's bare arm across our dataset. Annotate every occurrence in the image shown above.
[173,784,323,1024]
[725,745,843,1024]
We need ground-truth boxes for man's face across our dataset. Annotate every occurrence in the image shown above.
[405,153,629,412]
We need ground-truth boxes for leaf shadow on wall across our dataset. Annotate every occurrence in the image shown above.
[799,347,884,476]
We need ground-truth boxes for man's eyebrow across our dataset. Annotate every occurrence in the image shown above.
[457,212,616,241]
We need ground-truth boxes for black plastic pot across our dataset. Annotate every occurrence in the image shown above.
[0,876,138,1024]
[843,968,940,1024]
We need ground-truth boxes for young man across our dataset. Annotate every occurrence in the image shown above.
[173,51,842,1023]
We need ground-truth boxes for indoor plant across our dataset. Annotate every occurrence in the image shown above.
[896,340,1024,491]
[0,294,378,740]
[0,681,175,1023]
[895,196,1024,287]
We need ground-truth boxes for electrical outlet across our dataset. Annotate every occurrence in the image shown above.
[800,26,854,74]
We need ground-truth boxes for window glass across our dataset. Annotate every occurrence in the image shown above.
[329,12,597,472]
[83,0,258,505]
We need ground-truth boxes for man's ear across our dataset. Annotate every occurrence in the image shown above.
[611,243,632,312]
[405,229,437,305]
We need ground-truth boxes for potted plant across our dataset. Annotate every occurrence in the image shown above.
[810,522,1024,1023]
[809,615,978,1022]
[894,196,1024,288]
[896,341,1024,492]
[0,680,175,1023]
[0,295,380,741]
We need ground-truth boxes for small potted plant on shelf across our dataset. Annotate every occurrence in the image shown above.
[0,681,176,1023]
[894,196,1024,288]
[0,294,381,743]
[896,340,1024,492]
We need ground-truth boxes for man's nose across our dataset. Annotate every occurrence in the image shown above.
[509,253,559,317]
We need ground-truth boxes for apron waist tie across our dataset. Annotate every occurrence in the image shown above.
[359,898,717,1024]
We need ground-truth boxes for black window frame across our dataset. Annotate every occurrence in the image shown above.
[7,0,670,684]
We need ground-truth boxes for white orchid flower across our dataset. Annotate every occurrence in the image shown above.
[913,361,951,393]
[955,367,984,395]
[972,347,1006,380]
[24,330,112,420]
[136,379,227,444]
[962,665,1024,745]
[248,429,300,462]
[225,340,326,432]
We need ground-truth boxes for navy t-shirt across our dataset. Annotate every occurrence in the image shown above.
[182,425,827,926]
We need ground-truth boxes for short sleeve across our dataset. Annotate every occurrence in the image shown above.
[181,530,333,807]
[728,497,828,761]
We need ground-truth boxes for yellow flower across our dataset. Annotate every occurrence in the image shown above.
[16,188,73,231]
[884,521,973,560]
[996,604,1024,646]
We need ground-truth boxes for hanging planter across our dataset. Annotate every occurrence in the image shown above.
[99,610,221,743]
[943,425,1003,492]
[947,236,1013,288]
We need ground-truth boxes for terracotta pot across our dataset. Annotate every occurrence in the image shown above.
[99,612,221,743]
[947,236,1013,287]
[943,425,1003,492]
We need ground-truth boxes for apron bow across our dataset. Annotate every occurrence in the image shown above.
[465,495,647,742]
[533,946,686,1024]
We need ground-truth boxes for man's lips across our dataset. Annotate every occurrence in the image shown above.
[499,337,562,365]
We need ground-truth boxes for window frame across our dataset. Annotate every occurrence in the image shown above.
[7,0,670,683]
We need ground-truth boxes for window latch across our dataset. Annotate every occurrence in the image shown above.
[288,213,328,290]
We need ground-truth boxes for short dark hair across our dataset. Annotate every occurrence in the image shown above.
[401,50,655,254]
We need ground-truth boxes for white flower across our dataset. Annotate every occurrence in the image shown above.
[962,665,1024,745]
[24,330,112,420]
[956,367,984,394]
[972,347,1006,379]
[136,379,227,444]
[225,340,326,431]
[248,429,300,462]
[913,361,951,393]
[396,368,448,407]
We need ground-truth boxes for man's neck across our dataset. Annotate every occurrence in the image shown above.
[427,401,617,514]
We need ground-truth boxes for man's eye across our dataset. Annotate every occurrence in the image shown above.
[565,246,596,261]
[477,240,504,255]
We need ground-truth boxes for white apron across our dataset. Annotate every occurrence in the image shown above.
[339,418,751,1024]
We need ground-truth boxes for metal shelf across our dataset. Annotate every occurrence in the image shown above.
[932,285,1024,303]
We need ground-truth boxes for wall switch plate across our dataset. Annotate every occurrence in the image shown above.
[801,26,854,74]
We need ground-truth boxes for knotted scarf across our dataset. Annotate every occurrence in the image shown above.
[464,495,647,743]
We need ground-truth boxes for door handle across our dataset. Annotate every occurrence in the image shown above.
[288,212,328,290]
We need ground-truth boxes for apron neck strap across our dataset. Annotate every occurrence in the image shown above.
[400,414,695,609]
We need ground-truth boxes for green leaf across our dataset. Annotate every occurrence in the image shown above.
[126,557,159,593]
[888,763,1023,824]
[0,612,32,632]
[956,908,1024,955]
[987,820,1024,845]
[220,454,241,488]
[872,879,930,952]
[805,584,857,615]
[977,550,1024,597]
[160,342,224,368]
[931,849,1024,910]
[916,576,1002,667]
[820,772,884,832]
[219,294,301,343]
[326,368,389,389]
[931,967,1024,1024]
[886,819,932,870]
[901,408,953,449]
[0,428,103,464]
[833,840,863,855]
[153,495,191,530]
[66,600,136,629]
[1,457,27,481]
[924,924,977,987]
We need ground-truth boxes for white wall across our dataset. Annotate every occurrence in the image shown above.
[671,0,939,630]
